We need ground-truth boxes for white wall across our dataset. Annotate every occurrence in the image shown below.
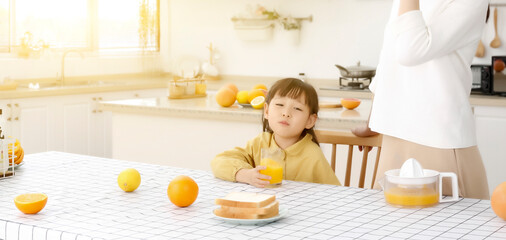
[474,1,506,65]
[168,0,393,79]
[168,0,506,79]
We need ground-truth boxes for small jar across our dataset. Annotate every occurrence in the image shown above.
[185,81,196,95]
[169,81,186,97]
[195,80,207,95]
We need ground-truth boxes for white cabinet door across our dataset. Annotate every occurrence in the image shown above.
[2,98,56,154]
[90,88,167,158]
[59,95,92,155]
[474,106,506,196]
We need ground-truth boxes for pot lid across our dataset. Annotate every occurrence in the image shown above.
[346,61,375,71]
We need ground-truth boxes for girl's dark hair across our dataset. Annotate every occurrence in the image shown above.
[262,78,320,145]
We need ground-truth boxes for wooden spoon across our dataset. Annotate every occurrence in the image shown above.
[476,40,485,57]
[490,8,501,48]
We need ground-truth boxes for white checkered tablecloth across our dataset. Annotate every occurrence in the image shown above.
[0,152,504,240]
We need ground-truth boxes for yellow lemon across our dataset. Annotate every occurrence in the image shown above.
[117,168,141,192]
[250,96,265,109]
[14,193,48,214]
[236,90,249,104]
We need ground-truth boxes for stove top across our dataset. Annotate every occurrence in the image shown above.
[319,86,371,92]
[339,77,371,90]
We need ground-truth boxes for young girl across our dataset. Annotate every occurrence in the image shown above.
[211,78,340,187]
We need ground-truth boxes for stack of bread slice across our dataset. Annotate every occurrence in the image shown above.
[214,192,279,219]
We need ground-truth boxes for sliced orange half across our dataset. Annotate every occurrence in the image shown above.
[14,193,48,214]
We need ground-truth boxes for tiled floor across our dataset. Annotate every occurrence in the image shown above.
[0,152,504,240]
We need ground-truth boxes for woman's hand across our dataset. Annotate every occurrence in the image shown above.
[235,166,271,188]
[351,124,378,137]
[351,124,379,152]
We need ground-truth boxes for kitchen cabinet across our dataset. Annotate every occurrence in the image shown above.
[58,88,166,157]
[110,112,261,170]
[0,88,166,157]
[0,98,57,154]
[474,105,506,196]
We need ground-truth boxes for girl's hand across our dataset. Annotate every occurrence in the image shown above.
[236,166,271,188]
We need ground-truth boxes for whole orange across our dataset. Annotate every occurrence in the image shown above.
[253,84,267,91]
[223,83,239,96]
[167,175,199,207]
[248,89,266,103]
[491,182,506,220]
[215,87,236,107]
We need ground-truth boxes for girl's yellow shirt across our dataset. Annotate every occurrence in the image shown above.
[211,132,341,186]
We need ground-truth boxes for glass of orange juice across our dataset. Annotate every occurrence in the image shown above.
[259,148,284,187]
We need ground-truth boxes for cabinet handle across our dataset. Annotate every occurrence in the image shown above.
[134,94,139,97]
[92,97,96,101]
[14,103,20,121]
[6,104,11,121]
[98,97,102,101]
[92,110,97,113]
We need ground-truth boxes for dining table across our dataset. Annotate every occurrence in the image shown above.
[0,151,504,240]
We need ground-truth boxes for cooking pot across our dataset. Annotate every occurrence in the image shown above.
[335,61,376,78]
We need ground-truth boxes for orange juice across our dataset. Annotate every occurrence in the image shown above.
[384,187,439,207]
[260,158,283,185]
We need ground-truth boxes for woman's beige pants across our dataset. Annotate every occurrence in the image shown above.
[374,135,490,200]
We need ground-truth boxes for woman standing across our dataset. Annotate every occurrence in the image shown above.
[354,0,490,199]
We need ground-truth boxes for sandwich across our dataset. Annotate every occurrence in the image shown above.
[214,192,279,219]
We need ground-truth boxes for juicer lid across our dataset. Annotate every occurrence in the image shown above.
[399,158,424,178]
[384,158,439,185]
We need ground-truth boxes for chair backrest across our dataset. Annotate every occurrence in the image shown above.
[315,130,383,188]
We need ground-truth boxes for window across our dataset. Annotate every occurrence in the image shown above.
[15,0,88,49]
[99,0,159,51]
[0,0,9,52]
[0,0,159,54]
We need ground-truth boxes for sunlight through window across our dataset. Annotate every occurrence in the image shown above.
[1,0,159,54]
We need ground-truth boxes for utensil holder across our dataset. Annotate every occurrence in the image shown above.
[0,137,16,178]
[168,78,207,99]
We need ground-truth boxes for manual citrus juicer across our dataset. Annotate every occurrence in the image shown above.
[380,158,459,208]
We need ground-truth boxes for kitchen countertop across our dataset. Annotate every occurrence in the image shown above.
[0,74,169,100]
[100,93,371,130]
[0,151,504,239]
[2,74,506,107]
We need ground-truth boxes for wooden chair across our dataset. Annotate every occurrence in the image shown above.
[315,130,383,188]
